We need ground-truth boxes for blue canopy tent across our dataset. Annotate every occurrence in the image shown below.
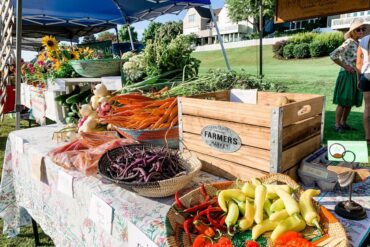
[13,0,230,129]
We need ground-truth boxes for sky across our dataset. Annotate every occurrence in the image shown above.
[22,0,225,61]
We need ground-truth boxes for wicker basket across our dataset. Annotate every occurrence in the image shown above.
[116,126,179,148]
[165,174,349,247]
[98,147,201,197]
[69,59,122,78]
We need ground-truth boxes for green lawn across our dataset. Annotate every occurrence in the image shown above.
[193,45,366,145]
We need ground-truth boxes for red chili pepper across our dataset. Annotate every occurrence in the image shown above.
[200,184,210,201]
[184,197,217,213]
[183,218,194,244]
[206,206,226,230]
[274,231,302,246]
[216,236,233,247]
[219,215,226,226]
[175,191,185,209]
[245,240,260,247]
[285,238,315,247]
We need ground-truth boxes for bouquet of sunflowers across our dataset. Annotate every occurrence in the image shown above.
[22,35,96,86]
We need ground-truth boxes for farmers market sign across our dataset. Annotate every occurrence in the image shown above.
[275,0,370,23]
[201,125,241,153]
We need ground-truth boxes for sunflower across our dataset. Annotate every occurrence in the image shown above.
[70,51,80,60]
[41,35,59,51]
[38,52,45,62]
[53,60,62,71]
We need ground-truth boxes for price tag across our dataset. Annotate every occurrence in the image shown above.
[31,154,44,180]
[15,136,24,154]
[89,195,113,234]
[230,89,257,104]
[128,222,157,247]
[57,170,74,197]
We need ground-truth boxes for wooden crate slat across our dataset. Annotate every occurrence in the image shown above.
[281,96,324,127]
[183,132,271,172]
[281,134,321,171]
[282,115,322,147]
[183,115,271,150]
[180,97,273,127]
[193,151,268,180]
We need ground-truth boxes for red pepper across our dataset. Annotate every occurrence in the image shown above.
[200,184,210,201]
[193,220,215,237]
[206,206,226,230]
[219,215,226,226]
[184,198,218,213]
[175,191,185,209]
[192,234,213,247]
[183,218,194,244]
[274,231,302,246]
[245,240,260,247]
[214,236,232,247]
[285,238,315,247]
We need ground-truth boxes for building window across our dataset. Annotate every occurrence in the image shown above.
[188,14,195,23]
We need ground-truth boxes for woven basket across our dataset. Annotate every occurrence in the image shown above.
[165,174,349,247]
[98,147,201,197]
[69,59,122,78]
[116,126,179,148]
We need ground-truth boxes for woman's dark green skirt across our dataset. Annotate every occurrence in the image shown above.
[333,70,363,107]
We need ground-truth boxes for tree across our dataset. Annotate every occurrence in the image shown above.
[225,0,275,32]
[97,31,117,42]
[81,35,96,44]
[118,25,138,42]
[142,22,162,45]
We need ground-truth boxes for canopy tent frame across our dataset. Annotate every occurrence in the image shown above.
[11,0,233,129]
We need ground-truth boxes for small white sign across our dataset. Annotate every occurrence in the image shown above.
[101,76,123,91]
[15,136,24,154]
[57,170,74,197]
[128,222,157,247]
[230,89,257,104]
[31,154,44,180]
[89,195,113,234]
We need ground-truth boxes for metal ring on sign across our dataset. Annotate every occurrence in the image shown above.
[342,150,356,163]
[329,143,346,158]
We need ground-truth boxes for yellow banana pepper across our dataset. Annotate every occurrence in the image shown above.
[269,209,289,222]
[254,184,267,224]
[238,199,255,231]
[252,219,280,240]
[270,198,285,212]
[265,184,292,200]
[263,199,272,217]
[299,189,322,232]
[270,214,306,242]
[241,182,255,198]
[218,189,246,212]
[274,187,300,216]
[225,200,239,234]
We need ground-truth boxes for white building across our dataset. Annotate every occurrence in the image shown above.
[183,6,253,45]
[331,11,370,30]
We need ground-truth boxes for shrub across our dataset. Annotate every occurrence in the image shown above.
[309,41,328,57]
[312,31,344,55]
[293,43,310,58]
[272,40,288,59]
[289,32,318,44]
[283,43,295,59]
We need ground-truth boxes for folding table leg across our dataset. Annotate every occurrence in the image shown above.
[31,218,40,246]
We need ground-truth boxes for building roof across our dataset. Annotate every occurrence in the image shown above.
[194,6,212,19]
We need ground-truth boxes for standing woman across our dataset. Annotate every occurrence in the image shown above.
[330,19,366,133]
[356,26,370,144]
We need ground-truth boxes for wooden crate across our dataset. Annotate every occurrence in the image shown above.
[178,90,325,181]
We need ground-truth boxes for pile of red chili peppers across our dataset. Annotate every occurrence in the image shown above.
[175,184,232,247]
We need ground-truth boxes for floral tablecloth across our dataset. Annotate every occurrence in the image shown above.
[0,125,369,247]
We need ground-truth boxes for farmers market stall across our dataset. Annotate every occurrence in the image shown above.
[0,125,369,247]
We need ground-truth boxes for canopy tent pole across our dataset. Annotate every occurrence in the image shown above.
[209,5,230,71]
[127,25,135,51]
[15,0,22,130]
[258,0,263,79]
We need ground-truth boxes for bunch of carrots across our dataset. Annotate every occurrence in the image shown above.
[99,93,178,130]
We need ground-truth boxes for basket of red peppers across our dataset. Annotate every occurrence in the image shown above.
[164,174,348,247]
